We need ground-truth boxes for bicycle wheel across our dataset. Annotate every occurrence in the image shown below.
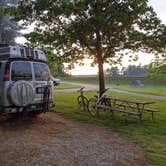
[77,96,89,111]
[104,97,111,106]
[88,97,98,116]
[100,98,111,111]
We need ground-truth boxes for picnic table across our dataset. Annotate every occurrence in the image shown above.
[96,96,158,123]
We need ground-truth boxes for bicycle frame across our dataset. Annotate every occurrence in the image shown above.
[95,88,110,104]
[77,87,89,111]
[87,88,110,116]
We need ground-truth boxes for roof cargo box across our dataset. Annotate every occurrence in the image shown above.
[0,45,47,62]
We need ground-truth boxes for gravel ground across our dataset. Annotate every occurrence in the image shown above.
[0,112,147,166]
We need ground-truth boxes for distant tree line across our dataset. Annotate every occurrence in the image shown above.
[106,60,166,78]
[106,65,149,77]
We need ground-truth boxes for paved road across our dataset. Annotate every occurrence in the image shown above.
[55,81,166,100]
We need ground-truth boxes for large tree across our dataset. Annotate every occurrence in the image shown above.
[16,0,166,96]
[0,13,19,43]
[0,1,20,44]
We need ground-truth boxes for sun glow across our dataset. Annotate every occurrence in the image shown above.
[64,59,110,75]
[64,59,98,75]
[64,52,156,76]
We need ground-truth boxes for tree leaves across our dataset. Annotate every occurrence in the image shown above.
[16,0,166,59]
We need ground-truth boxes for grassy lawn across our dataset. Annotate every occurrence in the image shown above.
[54,91,166,166]
[60,76,166,96]
[54,83,80,89]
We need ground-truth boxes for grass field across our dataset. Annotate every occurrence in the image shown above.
[54,91,166,166]
[60,76,166,96]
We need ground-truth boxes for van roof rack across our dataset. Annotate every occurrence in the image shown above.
[0,44,47,62]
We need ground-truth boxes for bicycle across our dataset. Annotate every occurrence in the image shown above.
[88,88,110,116]
[77,87,89,111]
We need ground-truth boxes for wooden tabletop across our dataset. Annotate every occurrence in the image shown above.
[104,96,155,105]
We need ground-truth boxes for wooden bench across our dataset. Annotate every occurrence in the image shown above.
[142,108,159,119]
[96,104,142,123]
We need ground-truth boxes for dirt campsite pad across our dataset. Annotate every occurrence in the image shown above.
[0,113,146,166]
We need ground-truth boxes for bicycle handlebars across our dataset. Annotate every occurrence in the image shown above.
[101,88,110,96]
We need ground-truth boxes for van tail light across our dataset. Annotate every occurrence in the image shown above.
[3,62,10,81]
[3,69,10,81]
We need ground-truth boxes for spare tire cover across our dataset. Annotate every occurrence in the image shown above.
[9,81,34,106]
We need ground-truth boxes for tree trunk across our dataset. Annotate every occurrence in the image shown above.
[98,59,105,97]
[96,30,105,97]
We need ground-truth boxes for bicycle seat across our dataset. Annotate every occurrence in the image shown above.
[77,86,85,92]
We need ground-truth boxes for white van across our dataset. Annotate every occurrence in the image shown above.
[0,44,54,114]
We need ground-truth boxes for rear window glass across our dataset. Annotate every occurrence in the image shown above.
[11,61,32,81]
[33,63,50,81]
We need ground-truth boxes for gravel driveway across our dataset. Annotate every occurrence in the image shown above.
[0,113,147,166]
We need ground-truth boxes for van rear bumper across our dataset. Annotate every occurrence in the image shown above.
[0,101,55,113]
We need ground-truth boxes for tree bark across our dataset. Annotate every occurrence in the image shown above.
[96,30,105,97]
[98,58,105,97]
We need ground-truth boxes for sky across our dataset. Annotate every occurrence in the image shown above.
[149,0,166,25]
[15,0,166,75]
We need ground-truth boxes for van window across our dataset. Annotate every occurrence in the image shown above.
[33,63,49,81]
[20,48,25,57]
[11,61,32,81]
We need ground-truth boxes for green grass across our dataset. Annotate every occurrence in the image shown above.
[54,83,80,89]
[54,91,166,166]
[60,76,166,96]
